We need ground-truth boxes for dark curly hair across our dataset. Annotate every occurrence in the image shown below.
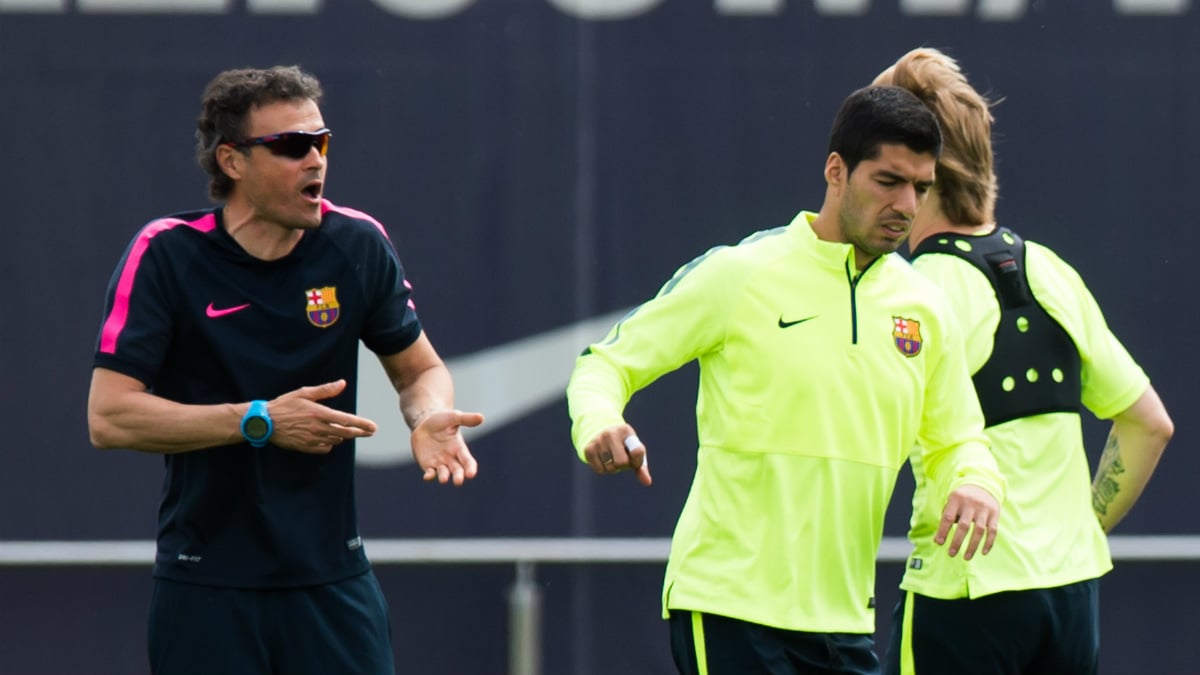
[827,85,942,176]
[195,65,324,201]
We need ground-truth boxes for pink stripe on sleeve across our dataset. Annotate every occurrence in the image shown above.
[321,199,391,240]
[98,213,217,354]
[321,199,415,308]
[320,200,417,309]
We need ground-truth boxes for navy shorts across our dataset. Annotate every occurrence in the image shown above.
[148,570,394,675]
[670,610,880,675]
[883,579,1099,675]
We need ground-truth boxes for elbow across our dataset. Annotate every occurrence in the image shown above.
[87,409,122,450]
[88,422,116,450]
[1146,401,1175,450]
[86,369,149,450]
[1119,387,1175,457]
[1148,386,1175,450]
[1154,413,1175,449]
[1135,410,1174,462]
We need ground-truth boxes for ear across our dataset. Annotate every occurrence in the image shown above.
[214,144,245,182]
[824,152,847,188]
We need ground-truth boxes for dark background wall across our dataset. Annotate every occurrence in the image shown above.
[1,1,1196,673]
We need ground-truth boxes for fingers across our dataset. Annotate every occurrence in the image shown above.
[422,448,478,486]
[312,402,376,434]
[421,459,467,485]
[964,519,986,560]
[456,447,479,484]
[626,435,653,486]
[981,514,998,555]
[267,383,377,454]
[584,427,652,486]
[959,507,1000,559]
[599,448,618,471]
[456,411,485,428]
[948,514,972,558]
[636,463,652,486]
[293,432,349,455]
[584,430,624,473]
[944,517,989,560]
[292,434,352,455]
[297,379,347,401]
[297,418,374,453]
[269,407,376,454]
[271,417,376,454]
[936,501,979,558]
[936,485,1001,559]
[328,422,376,439]
[413,410,484,431]
[412,414,479,487]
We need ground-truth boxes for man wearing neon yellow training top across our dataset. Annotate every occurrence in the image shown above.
[567,85,1006,675]
[874,49,1174,675]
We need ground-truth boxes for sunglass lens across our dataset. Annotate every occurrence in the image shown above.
[268,133,329,159]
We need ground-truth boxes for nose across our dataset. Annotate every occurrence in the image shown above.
[894,184,921,218]
[303,144,327,167]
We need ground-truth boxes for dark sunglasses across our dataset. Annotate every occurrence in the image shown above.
[228,128,332,159]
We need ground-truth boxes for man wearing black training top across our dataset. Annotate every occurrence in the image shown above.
[87,65,483,675]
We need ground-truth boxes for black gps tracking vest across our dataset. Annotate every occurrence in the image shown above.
[911,227,1081,427]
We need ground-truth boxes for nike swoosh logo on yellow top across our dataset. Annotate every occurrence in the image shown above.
[778,315,817,328]
[206,303,251,318]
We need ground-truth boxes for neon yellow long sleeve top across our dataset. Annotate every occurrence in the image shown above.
[902,239,1147,599]
[568,212,1005,633]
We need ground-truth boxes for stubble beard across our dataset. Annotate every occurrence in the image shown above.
[839,208,902,264]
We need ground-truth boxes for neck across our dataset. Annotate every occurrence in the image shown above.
[852,248,879,273]
[222,203,304,261]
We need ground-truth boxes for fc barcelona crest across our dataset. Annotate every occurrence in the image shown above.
[892,316,922,357]
[306,286,340,328]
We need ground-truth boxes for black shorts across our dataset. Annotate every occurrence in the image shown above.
[148,570,394,675]
[669,610,880,675]
[883,579,1099,675]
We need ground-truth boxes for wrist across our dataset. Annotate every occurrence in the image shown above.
[240,400,273,448]
[408,407,448,431]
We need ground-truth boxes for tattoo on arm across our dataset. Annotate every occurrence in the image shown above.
[407,408,436,431]
[1092,431,1126,517]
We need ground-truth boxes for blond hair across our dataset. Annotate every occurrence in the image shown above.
[874,48,997,225]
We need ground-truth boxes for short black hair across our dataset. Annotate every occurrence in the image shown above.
[195,65,324,201]
[828,85,942,174]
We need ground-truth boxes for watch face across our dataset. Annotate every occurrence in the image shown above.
[244,417,269,440]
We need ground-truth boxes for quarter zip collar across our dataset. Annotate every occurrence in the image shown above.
[790,210,891,277]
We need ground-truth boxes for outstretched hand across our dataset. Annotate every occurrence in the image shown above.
[269,379,377,454]
[935,484,1001,560]
[412,410,485,486]
[583,424,652,486]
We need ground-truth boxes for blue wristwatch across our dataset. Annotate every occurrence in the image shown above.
[240,400,273,448]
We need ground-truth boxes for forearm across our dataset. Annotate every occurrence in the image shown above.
[88,387,244,454]
[949,455,1006,504]
[399,364,455,430]
[923,439,1007,506]
[918,387,1006,504]
[1092,423,1168,532]
[566,352,635,458]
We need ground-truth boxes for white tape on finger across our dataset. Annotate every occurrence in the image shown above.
[624,434,643,452]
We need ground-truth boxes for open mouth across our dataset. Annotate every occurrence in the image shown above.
[301,182,323,201]
[880,218,910,237]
